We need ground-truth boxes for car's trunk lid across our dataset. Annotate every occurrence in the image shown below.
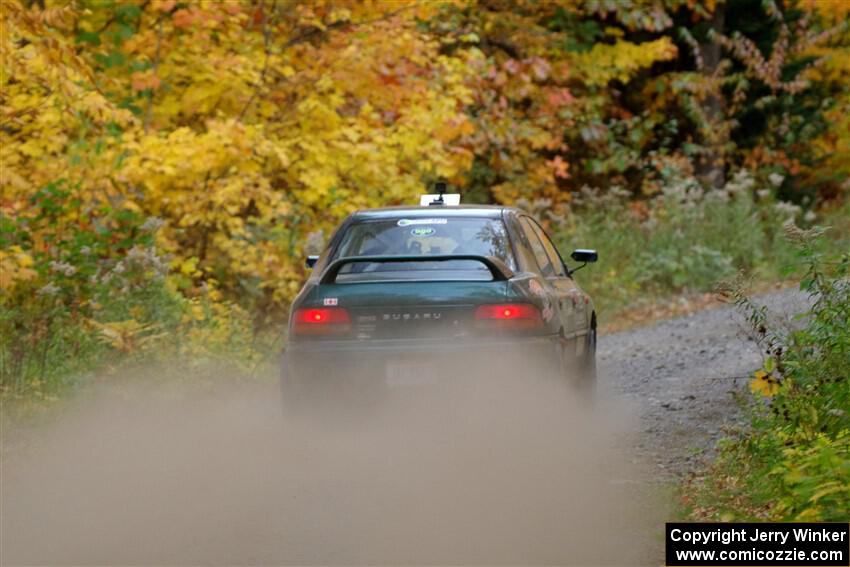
[310,281,508,340]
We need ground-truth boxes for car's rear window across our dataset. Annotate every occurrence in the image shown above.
[332,217,514,282]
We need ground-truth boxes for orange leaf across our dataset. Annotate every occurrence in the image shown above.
[152,0,176,12]
[131,71,161,92]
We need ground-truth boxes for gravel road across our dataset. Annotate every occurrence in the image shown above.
[599,287,809,478]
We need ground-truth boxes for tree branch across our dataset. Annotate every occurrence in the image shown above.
[143,15,163,133]
[238,0,273,121]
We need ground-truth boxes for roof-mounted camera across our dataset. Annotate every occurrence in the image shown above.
[420,181,461,206]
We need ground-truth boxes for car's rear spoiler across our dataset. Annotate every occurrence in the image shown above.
[319,255,515,284]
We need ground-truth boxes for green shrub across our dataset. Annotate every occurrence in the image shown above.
[684,226,850,521]
[1,181,167,398]
[1,181,269,403]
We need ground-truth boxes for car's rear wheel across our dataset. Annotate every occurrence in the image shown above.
[579,322,597,397]
[556,335,576,378]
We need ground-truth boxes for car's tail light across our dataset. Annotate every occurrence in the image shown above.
[474,303,543,332]
[292,307,352,336]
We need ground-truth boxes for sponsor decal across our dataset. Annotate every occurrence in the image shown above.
[410,227,436,236]
[397,218,448,227]
[323,297,338,306]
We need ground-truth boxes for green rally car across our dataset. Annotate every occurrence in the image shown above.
[281,197,598,406]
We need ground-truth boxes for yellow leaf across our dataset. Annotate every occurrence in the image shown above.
[179,257,199,276]
[191,304,205,321]
[18,253,35,268]
[750,370,780,397]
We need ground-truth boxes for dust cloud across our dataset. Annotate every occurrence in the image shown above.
[2,357,667,565]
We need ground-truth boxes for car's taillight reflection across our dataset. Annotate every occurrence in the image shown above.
[292,307,352,336]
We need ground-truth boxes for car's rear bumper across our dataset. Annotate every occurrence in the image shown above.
[285,334,559,355]
[281,335,564,401]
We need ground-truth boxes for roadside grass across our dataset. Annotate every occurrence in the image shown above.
[0,294,280,413]
[680,228,850,522]
[548,172,850,327]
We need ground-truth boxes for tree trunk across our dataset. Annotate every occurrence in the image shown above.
[697,5,727,188]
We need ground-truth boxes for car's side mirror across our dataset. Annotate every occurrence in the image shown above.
[569,249,597,273]
[305,255,320,269]
[570,249,598,263]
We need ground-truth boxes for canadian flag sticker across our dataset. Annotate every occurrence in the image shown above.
[323,297,338,306]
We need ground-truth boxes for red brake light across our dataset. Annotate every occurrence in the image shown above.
[474,303,543,332]
[292,307,351,336]
[475,304,540,320]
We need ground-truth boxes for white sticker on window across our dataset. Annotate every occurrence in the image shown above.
[323,297,338,306]
[397,218,448,227]
[410,227,436,236]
